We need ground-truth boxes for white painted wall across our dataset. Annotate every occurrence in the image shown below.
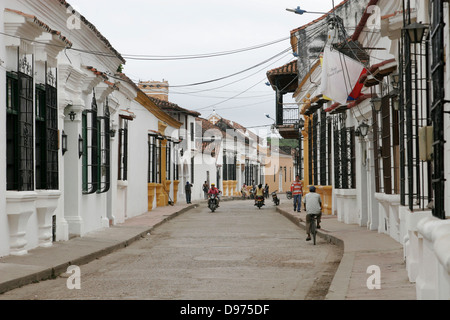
[0,0,8,257]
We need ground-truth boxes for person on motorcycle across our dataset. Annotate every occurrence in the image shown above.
[254,184,265,206]
[208,183,221,207]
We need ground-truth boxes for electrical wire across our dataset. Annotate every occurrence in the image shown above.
[167,47,293,88]
[185,22,330,111]
[169,23,329,93]
[120,36,291,60]
[0,31,291,61]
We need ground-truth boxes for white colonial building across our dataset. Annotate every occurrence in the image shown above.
[0,0,183,257]
[269,0,450,299]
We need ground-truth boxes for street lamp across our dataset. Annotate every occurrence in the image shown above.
[404,22,428,44]
[265,113,275,121]
[286,6,328,15]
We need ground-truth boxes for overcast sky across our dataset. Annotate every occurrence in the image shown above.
[67,0,335,136]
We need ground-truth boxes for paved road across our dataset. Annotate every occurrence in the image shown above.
[0,200,342,300]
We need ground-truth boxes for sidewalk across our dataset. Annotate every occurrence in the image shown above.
[0,201,199,295]
[0,198,417,299]
[276,201,417,300]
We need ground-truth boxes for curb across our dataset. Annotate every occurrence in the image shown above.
[276,207,347,300]
[276,207,344,248]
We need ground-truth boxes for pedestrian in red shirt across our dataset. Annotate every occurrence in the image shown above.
[291,175,303,212]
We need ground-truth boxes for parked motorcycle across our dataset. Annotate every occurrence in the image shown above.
[208,194,219,212]
[286,191,292,200]
[271,190,280,206]
[254,195,265,209]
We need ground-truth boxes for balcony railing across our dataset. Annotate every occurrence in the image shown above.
[276,106,299,126]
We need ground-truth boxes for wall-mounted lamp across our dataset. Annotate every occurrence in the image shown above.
[371,96,383,112]
[358,121,370,138]
[109,129,116,137]
[78,134,84,158]
[390,89,400,111]
[62,131,68,155]
[391,72,400,88]
[392,96,400,111]
[68,111,76,121]
[404,22,428,44]
[298,118,305,129]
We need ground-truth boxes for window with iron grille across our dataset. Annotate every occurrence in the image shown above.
[327,119,333,185]
[118,118,129,181]
[82,92,99,194]
[6,72,20,190]
[190,122,194,142]
[399,0,434,212]
[245,159,252,185]
[35,66,59,191]
[333,114,355,189]
[45,75,59,190]
[148,135,161,183]
[308,118,313,184]
[97,100,111,193]
[381,95,392,194]
[173,143,179,181]
[372,108,382,193]
[313,114,318,185]
[223,153,228,181]
[166,141,171,181]
[6,53,35,191]
[232,154,237,180]
[429,0,445,219]
[295,135,303,180]
[35,84,46,190]
[190,155,194,183]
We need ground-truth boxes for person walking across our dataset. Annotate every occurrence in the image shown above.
[303,186,322,241]
[185,181,193,204]
[291,175,303,212]
[202,181,209,200]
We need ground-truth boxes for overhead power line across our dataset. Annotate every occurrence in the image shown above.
[121,36,291,60]
[0,31,290,61]
[168,47,293,88]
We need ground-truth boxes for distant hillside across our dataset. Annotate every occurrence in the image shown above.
[267,138,299,148]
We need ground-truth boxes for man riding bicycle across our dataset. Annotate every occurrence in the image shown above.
[302,186,322,241]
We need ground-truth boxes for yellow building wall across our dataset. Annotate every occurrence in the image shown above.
[264,153,295,195]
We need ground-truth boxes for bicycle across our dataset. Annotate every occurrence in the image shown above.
[308,213,320,245]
